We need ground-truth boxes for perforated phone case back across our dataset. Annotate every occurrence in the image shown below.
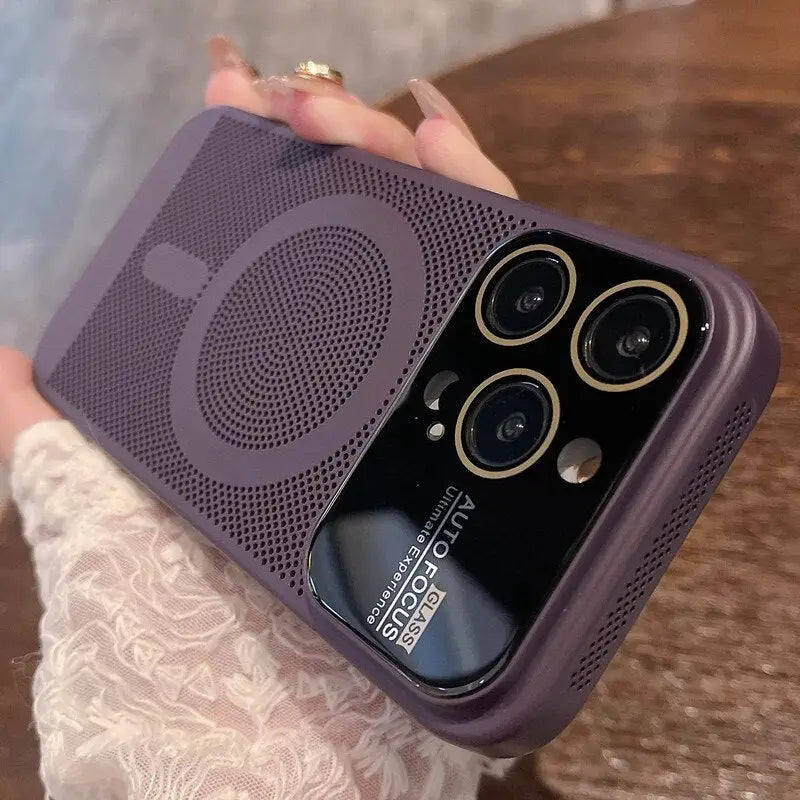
[37,107,536,605]
[35,106,781,753]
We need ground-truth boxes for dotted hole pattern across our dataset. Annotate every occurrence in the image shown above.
[569,402,753,691]
[197,226,391,449]
[48,115,534,596]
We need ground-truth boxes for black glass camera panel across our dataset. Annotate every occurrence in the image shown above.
[308,230,707,692]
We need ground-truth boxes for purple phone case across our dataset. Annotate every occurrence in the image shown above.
[34,107,780,755]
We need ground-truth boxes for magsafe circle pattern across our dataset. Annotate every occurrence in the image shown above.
[48,116,535,595]
[197,226,391,450]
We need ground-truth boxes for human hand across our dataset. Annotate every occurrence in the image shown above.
[0,37,515,460]
[1,38,516,800]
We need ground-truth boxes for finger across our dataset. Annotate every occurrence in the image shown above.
[0,348,62,466]
[205,37,417,166]
[408,78,480,148]
[408,79,517,197]
[206,34,260,80]
[260,73,359,100]
[206,35,278,117]
[288,94,420,166]
[206,36,358,122]
[414,117,517,197]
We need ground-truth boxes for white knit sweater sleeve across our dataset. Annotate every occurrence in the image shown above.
[12,421,504,800]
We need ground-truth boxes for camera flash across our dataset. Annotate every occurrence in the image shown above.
[557,437,602,483]
[427,422,446,441]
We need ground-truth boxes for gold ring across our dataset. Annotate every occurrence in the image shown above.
[294,61,344,86]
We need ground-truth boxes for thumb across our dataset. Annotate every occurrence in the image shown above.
[0,348,61,466]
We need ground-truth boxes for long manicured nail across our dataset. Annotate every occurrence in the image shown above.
[258,74,356,99]
[258,75,297,97]
[207,35,257,78]
[407,78,479,148]
[251,78,293,119]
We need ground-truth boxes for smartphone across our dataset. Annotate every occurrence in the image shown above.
[34,106,779,755]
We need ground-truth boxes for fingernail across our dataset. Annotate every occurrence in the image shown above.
[407,78,479,148]
[207,35,256,77]
[260,74,354,98]
[256,75,296,97]
[252,78,293,118]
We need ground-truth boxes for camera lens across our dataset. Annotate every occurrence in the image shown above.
[464,379,552,470]
[581,292,679,384]
[484,255,567,339]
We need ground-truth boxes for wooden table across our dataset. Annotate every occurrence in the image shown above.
[384,0,800,797]
[2,0,798,797]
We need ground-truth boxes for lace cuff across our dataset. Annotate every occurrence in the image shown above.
[11,421,501,799]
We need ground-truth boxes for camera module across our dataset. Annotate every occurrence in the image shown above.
[456,369,560,478]
[571,280,688,391]
[476,245,576,345]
